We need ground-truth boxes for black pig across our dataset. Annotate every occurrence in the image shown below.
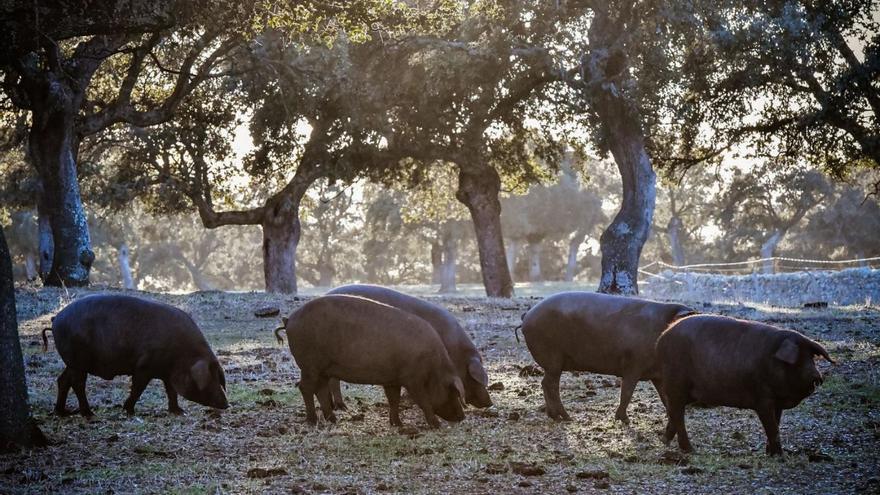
[45,294,228,417]
[656,314,833,455]
[283,295,465,428]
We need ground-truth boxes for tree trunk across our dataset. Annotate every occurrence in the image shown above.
[36,199,53,281]
[580,10,657,296]
[318,264,335,287]
[527,237,543,282]
[597,135,656,295]
[28,91,93,287]
[118,243,136,290]
[760,230,783,274]
[23,254,37,282]
[262,215,300,294]
[667,216,686,266]
[439,230,457,294]
[505,238,519,281]
[0,228,46,451]
[456,165,514,297]
[431,240,443,284]
[565,230,587,282]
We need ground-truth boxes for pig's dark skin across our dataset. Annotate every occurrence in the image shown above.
[48,294,229,417]
[284,295,465,428]
[326,284,491,409]
[521,291,695,423]
[656,315,834,456]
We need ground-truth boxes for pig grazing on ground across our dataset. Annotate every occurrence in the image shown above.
[283,294,465,428]
[656,315,833,456]
[326,284,491,409]
[45,294,228,417]
[521,291,695,423]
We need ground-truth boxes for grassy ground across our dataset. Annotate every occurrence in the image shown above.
[2,286,878,494]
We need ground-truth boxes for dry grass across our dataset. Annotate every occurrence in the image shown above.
[2,287,878,494]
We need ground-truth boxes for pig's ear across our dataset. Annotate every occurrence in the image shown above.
[191,359,212,390]
[774,339,800,365]
[806,339,835,364]
[281,316,289,327]
[468,358,489,386]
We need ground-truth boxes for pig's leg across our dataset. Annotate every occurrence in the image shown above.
[123,374,151,416]
[330,379,347,411]
[298,376,319,424]
[162,379,184,414]
[69,369,94,418]
[665,395,691,453]
[408,388,440,428]
[315,378,337,423]
[650,379,668,409]
[756,404,782,456]
[615,372,642,424]
[541,368,570,421]
[383,386,403,426]
[54,368,73,416]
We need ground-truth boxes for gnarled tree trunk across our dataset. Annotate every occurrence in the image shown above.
[456,164,514,298]
[596,132,656,295]
[0,227,46,451]
[28,95,94,287]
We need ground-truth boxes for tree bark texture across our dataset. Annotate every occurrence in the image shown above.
[36,199,53,280]
[28,88,94,287]
[456,165,514,298]
[587,12,657,296]
[0,228,46,450]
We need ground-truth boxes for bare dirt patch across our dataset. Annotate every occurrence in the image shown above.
[2,288,879,494]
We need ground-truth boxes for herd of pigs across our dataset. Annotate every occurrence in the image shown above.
[40,284,834,457]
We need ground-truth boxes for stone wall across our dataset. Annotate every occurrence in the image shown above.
[642,267,880,307]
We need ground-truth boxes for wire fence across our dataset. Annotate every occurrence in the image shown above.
[641,256,880,277]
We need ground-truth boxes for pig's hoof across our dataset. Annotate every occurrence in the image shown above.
[324,413,338,423]
[333,402,348,411]
[306,417,318,425]
[766,445,783,457]
[615,413,630,425]
[168,407,185,416]
[79,409,95,419]
[54,407,73,417]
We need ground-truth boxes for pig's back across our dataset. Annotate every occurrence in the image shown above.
[327,284,474,354]
[522,292,676,373]
[52,295,205,379]
[287,295,448,383]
